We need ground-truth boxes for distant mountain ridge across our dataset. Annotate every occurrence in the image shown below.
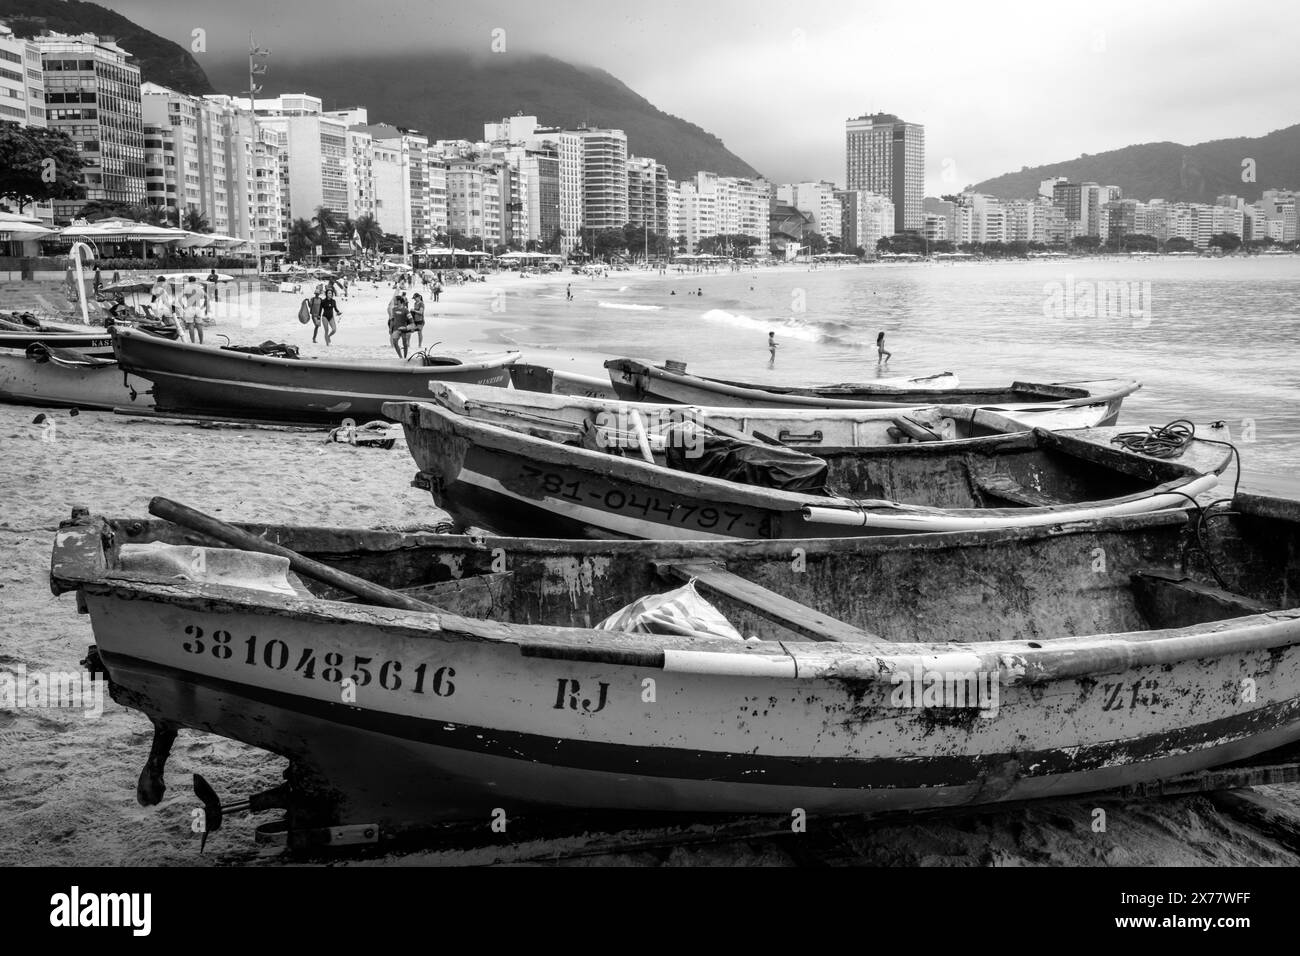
[971,125,1300,203]
[0,0,213,95]
[201,51,761,182]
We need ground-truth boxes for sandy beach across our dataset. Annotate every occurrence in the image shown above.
[3,267,1300,866]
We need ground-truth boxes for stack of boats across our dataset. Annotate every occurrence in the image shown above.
[44,338,1300,853]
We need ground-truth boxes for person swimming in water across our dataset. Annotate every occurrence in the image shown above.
[876,331,892,365]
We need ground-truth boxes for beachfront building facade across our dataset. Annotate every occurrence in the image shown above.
[0,24,52,225]
[626,155,669,240]
[776,181,842,240]
[836,188,894,253]
[233,94,349,237]
[922,197,956,244]
[358,124,432,250]
[200,94,283,250]
[679,171,770,253]
[666,180,685,248]
[140,83,234,233]
[34,31,145,224]
[845,112,924,234]
[578,126,629,232]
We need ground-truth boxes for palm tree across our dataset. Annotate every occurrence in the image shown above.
[287,218,317,261]
[354,212,383,251]
[182,207,211,233]
[313,205,340,249]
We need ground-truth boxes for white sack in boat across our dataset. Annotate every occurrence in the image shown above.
[595,580,744,641]
[117,542,300,596]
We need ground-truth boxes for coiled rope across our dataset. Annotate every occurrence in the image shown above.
[1109,419,1196,458]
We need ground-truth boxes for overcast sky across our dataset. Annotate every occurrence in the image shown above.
[106,0,1299,192]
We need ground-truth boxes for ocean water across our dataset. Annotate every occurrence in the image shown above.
[506,256,1300,497]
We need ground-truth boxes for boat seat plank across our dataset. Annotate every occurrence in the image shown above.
[1131,570,1274,628]
[968,467,1068,507]
[396,572,514,618]
[654,560,880,643]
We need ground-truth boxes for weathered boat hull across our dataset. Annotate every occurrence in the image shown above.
[113,327,518,424]
[606,358,1139,421]
[508,363,620,399]
[433,381,1131,448]
[0,346,154,411]
[389,400,1230,539]
[48,497,1300,834]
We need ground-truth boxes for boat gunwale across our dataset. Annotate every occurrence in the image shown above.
[113,327,520,376]
[49,504,1300,684]
[605,358,1142,409]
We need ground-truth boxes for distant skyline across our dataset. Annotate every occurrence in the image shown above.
[103,0,1300,194]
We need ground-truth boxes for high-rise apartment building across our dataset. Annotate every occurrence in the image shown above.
[35,32,145,223]
[845,112,924,233]
[626,155,668,239]
[1,24,52,225]
[578,127,629,232]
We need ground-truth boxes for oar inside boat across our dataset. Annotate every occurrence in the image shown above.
[147,497,447,614]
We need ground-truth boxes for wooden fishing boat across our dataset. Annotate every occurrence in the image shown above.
[508,363,620,399]
[48,494,1300,843]
[0,344,154,411]
[112,327,520,425]
[606,358,1140,419]
[388,396,1232,539]
[428,381,1130,447]
[0,316,178,351]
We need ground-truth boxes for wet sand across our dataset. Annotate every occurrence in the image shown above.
[2,272,1299,866]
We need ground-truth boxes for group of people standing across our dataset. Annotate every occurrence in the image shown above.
[149,272,220,344]
[387,291,426,358]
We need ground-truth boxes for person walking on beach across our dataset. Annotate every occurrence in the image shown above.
[432,279,442,303]
[307,290,324,343]
[388,291,411,358]
[319,289,341,346]
[410,292,426,348]
[566,284,573,301]
[876,331,892,366]
[768,331,779,365]
[93,266,102,295]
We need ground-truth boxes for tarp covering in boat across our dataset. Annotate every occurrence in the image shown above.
[667,434,830,493]
[222,341,301,359]
[595,580,744,641]
[25,343,117,368]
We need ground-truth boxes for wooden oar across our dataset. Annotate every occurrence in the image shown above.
[148,497,444,613]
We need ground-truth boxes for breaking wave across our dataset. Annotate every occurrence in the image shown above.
[598,301,664,311]
[699,308,864,346]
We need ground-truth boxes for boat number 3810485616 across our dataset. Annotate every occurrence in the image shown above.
[178,625,457,697]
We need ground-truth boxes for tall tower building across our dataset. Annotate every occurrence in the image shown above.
[844,112,924,234]
[35,31,145,223]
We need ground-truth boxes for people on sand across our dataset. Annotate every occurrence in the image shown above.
[307,291,324,343]
[876,331,892,365]
[768,331,779,365]
[388,292,412,358]
[410,292,426,348]
[180,276,205,343]
[432,279,442,303]
[319,289,341,346]
[566,284,573,301]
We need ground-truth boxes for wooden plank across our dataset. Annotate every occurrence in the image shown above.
[1131,570,1274,628]
[969,471,1066,507]
[655,560,880,643]
[398,572,513,618]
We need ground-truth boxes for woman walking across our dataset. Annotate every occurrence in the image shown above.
[319,289,341,345]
